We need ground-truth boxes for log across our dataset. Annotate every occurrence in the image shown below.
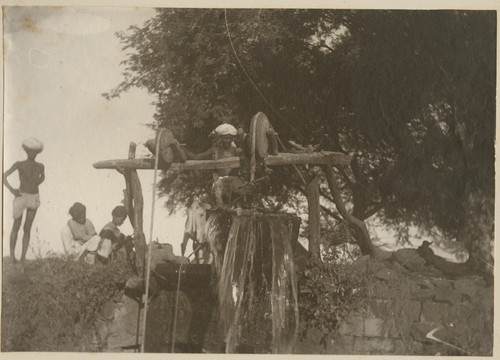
[93,151,352,171]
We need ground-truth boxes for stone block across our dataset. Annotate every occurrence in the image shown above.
[327,335,355,354]
[371,298,392,317]
[420,265,445,277]
[370,282,392,299]
[477,286,494,311]
[294,327,328,354]
[385,317,400,338]
[414,277,435,289]
[106,295,143,351]
[351,316,364,336]
[407,300,422,322]
[374,268,400,282]
[422,342,451,356]
[430,278,453,289]
[364,318,384,337]
[411,288,437,300]
[410,322,435,342]
[454,277,482,298]
[353,337,394,354]
[338,321,352,336]
[394,339,424,355]
[434,288,462,304]
[421,301,449,323]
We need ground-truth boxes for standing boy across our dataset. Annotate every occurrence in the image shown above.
[3,138,45,263]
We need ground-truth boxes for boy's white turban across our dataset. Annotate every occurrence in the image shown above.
[211,124,237,137]
[22,138,44,152]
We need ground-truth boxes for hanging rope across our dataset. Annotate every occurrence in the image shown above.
[140,128,166,353]
[171,262,185,352]
[223,9,303,138]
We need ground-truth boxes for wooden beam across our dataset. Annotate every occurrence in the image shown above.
[93,151,352,171]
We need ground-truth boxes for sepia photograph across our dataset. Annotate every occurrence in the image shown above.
[1,3,497,356]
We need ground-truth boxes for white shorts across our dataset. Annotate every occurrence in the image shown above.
[13,193,40,219]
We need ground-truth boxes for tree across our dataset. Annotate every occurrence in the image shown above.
[106,9,495,272]
[341,10,495,271]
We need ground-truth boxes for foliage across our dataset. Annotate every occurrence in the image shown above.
[298,253,370,345]
[107,9,496,262]
[1,256,134,351]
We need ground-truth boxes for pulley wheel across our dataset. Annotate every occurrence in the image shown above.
[249,112,273,159]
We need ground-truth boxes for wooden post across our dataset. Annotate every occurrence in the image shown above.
[131,170,146,276]
[124,143,136,227]
[305,166,322,261]
[121,142,147,275]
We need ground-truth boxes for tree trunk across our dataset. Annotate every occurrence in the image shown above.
[457,189,494,276]
[323,165,376,256]
[305,169,321,261]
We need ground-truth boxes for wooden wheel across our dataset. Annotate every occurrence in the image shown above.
[250,112,273,159]
[249,112,274,181]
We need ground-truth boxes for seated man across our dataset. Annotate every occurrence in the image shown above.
[61,202,105,264]
[183,124,249,207]
[99,205,134,264]
[146,124,249,208]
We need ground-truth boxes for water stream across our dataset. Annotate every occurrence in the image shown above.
[206,211,300,353]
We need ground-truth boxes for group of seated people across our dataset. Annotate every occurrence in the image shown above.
[61,202,134,265]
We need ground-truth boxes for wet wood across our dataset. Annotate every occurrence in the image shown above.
[93,151,352,171]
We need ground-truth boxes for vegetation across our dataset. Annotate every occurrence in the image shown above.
[1,256,134,352]
[298,255,370,346]
[106,9,495,272]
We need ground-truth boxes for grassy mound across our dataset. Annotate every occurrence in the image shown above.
[2,256,135,352]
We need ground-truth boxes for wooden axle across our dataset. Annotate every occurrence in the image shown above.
[93,151,352,171]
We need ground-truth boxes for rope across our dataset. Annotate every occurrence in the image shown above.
[171,262,184,352]
[140,128,166,353]
[223,9,303,138]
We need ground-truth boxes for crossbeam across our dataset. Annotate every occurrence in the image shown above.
[93,151,351,171]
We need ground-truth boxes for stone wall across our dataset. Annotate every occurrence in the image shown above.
[96,249,493,355]
[296,254,494,356]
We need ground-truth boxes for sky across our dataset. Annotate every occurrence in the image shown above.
[2,7,187,259]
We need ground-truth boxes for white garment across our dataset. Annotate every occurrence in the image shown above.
[183,200,212,264]
[61,225,102,260]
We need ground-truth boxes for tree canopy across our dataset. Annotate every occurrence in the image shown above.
[106,9,495,269]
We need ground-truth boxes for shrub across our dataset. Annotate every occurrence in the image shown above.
[2,256,134,351]
[298,254,370,346]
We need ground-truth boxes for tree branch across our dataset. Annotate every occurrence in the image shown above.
[323,164,377,257]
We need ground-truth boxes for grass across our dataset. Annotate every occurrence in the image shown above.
[2,255,134,352]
